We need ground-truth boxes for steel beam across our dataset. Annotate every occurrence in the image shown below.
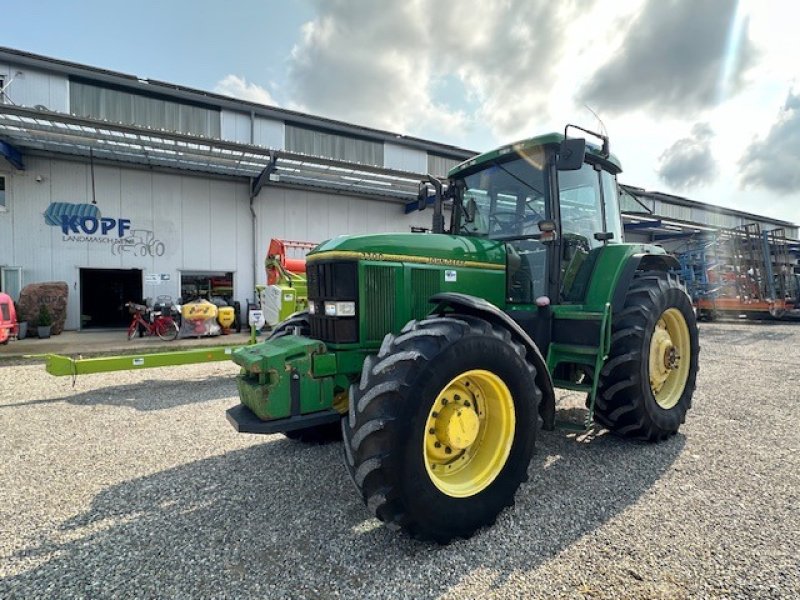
[0,139,24,170]
[42,345,244,377]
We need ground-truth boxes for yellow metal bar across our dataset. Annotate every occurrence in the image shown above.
[43,345,244,377]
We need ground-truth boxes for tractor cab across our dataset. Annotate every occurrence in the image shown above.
[432,127,624,310]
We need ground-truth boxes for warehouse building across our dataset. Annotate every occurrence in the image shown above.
[0,47,797,330]
[0,47,471,330]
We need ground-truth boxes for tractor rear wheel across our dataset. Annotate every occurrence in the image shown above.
[343,315,540,543]
[595,272,699,441]
[269,312,343,444]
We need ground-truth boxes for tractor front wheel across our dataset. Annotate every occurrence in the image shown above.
[343,315,540,543]
[595,272,699,441]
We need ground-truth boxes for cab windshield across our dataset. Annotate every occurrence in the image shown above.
[456,147,549,240]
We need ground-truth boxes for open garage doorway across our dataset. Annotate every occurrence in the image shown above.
[80,268,142,329]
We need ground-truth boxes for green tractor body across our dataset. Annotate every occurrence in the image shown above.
[228,129,699,541]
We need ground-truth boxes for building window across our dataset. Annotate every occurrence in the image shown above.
[285,124,383,166]
[0,75,5,104]
[0,175,6,209]
[69,79,221,138]
[180,272,234,303]
[427,154,461,178]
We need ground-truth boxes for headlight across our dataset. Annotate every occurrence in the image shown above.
[336,301,356,317]
[324,301,356,317]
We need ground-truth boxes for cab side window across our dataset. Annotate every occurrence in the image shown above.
[558,164,604,301]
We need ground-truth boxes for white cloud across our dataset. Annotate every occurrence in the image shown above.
[214,74,277,107]
[656,123,718,190]
[216,0,800,224]
[284,1,613,145]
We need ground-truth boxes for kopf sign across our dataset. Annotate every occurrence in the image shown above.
[60,215,132,237]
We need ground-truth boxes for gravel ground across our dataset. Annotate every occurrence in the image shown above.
[1,320,798,599]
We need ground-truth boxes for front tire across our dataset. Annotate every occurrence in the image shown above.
[595,272,699,441]
[343,315,540,543]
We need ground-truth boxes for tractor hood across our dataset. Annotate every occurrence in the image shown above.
[307,233,506,269]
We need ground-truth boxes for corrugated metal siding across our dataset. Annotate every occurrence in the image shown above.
[654,200,692,221]
[3,156,252,330]
[220,110,251,144]
[254,117,284,149]
[285,124,383,166]
[70,80,221,138]
[363,265,395,342]
[384,142,426,173]
[253,186,431,270]
[427,154,460,178]
[0,64,68,112]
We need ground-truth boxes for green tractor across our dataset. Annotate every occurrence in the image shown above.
[228,126,699,542]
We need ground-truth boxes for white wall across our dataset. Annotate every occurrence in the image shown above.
[0,63,69,112]
[0,156,442,329]
[220,110,251,144]
[0,157,254,330]
[252,186,433,285]
[384,142,427,173]
[254,116,284,149]
[220,110,285,149]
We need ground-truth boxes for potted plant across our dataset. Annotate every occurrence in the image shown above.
[37,304,53,339]
[15,302,28,340]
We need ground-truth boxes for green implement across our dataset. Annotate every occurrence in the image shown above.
[41,345,244,377]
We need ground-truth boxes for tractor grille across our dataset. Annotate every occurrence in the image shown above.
[307,260,358,343]
[410,268,441,320]
[363,265,397,342]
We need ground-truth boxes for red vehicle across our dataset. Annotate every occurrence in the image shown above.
[125,302,178,341]
[0,292,18,345]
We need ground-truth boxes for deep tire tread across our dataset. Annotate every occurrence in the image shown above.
[343,315,539,543]
[595,271,699,441]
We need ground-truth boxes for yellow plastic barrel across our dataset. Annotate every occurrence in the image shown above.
[217,306,235,329]
[182,300,218,321]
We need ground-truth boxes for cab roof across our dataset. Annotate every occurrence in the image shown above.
[448,132,623,178]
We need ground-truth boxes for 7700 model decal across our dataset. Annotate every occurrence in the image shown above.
[307,250,505,270]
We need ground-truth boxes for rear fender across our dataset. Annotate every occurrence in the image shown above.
[429,292,556,431]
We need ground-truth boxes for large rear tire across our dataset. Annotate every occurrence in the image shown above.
[269,312,343,444]
[595,272,699,441]
[343,315,540,543]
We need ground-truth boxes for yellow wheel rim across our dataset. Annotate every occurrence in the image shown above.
[648,308,691,409]
[423,369,515,498]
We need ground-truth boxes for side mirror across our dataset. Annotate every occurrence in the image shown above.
[464,198,476,223]
[557,138,586,171]
[538,219,556,232]
[537,219,557,242]
[417,183,429,211]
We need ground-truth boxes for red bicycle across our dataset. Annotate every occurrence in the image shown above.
[125,302,179,341]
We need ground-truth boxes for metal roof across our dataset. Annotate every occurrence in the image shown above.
[0,46,475,160]
[0,104,424,201]
[621,184,798,229]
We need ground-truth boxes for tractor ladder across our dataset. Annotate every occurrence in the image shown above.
[546,302,612,431]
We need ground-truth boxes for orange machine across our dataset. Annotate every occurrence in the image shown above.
[266,238,315,285]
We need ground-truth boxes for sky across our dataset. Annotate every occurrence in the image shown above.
[4,0,800,224]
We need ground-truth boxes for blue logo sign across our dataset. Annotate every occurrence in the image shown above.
[44,202,131,237]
